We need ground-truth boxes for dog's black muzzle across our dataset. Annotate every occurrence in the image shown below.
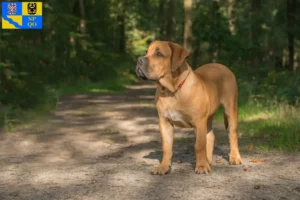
[136,56,149,80]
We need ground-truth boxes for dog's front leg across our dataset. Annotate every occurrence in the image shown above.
[195,119,211,174]
[151,117,174,175]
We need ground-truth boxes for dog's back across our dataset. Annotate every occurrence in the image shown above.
[194,63,236,85]
[194,63,238,101]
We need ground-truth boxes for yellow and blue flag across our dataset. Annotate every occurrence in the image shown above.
[2,2,43,29]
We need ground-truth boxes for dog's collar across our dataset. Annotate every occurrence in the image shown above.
[177,80,186,89]
[176,69,191,91]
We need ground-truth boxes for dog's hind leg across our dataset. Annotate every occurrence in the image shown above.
[223,97,242,165]
[206,117,215,164]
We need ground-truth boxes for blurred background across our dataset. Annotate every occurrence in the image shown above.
[0,0,299,150]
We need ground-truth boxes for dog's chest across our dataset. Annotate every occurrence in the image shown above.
[164,110,183,121]
[164,110,192,128]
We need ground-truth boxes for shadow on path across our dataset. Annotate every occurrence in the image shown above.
[0,81,299,200]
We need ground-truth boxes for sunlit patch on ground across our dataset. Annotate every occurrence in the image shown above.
[0,81,299,200]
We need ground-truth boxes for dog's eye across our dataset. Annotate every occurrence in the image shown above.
[156,51,163,57]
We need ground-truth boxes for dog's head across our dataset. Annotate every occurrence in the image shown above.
[136,41,189,81]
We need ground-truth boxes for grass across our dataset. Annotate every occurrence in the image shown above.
[215,100,300,152]
[60,73,137,95]
[239,103,300,152]
[3,87,60,132]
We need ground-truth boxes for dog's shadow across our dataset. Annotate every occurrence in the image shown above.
[143,146,228,165]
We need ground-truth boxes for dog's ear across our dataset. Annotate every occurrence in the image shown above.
[168,42,189,72]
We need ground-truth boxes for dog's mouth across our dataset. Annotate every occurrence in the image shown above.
[136,67,148,80]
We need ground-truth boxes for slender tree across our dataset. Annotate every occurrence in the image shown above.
[158,0,165,40]
[227,0,236,35]
[117,0,126,53]
[79,0,87,49]
[212,0,221,62]
[287,0,296,71]
[250,0,261,65]
[166,0,174,41]
[184,0,193,54]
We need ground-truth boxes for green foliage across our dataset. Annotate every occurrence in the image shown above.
[235,68,300,104]
[238,103,300,152]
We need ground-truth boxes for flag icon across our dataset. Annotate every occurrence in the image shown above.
[2,2,43,29]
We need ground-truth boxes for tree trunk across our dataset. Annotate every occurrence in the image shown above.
[275,53,283,69]
[157,0,165,40]
[212,0,221,62]
[79,0,87,50]
[0,102,5,136]
[116,0,126,53]
[250,0,261,65]
[117,14,126,53]
[166,0,174,41]
[192,44,199,68]
[287,0,296,72]
[227,0,236,35]
[184,0,193,54]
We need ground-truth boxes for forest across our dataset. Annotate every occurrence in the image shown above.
[0,0,299,150]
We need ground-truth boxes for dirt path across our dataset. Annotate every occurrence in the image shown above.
[0,81,300,200]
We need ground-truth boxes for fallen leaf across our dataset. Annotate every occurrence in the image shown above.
[249,158,266,163]
[177,160,183,164]
[243,167,248,172]
[278,175,284,178]
[254,185,261,189]
[247,143,254,151]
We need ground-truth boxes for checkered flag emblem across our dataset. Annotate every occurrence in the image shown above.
[7,3,17,15]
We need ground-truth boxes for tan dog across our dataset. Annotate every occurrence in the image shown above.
[136,41,242,174]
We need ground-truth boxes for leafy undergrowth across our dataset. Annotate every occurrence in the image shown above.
[238,102,300,152]
[3,71,137,133]
[215,100,300,152]
[61,73,137,95]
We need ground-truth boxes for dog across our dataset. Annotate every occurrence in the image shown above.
[136,41,242,175]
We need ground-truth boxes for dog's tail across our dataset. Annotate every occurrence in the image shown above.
[223,113,229,130]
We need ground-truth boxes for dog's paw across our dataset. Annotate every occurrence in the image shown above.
[229,155,242,165]
[195,163,211,174]
[151,165,171,175]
